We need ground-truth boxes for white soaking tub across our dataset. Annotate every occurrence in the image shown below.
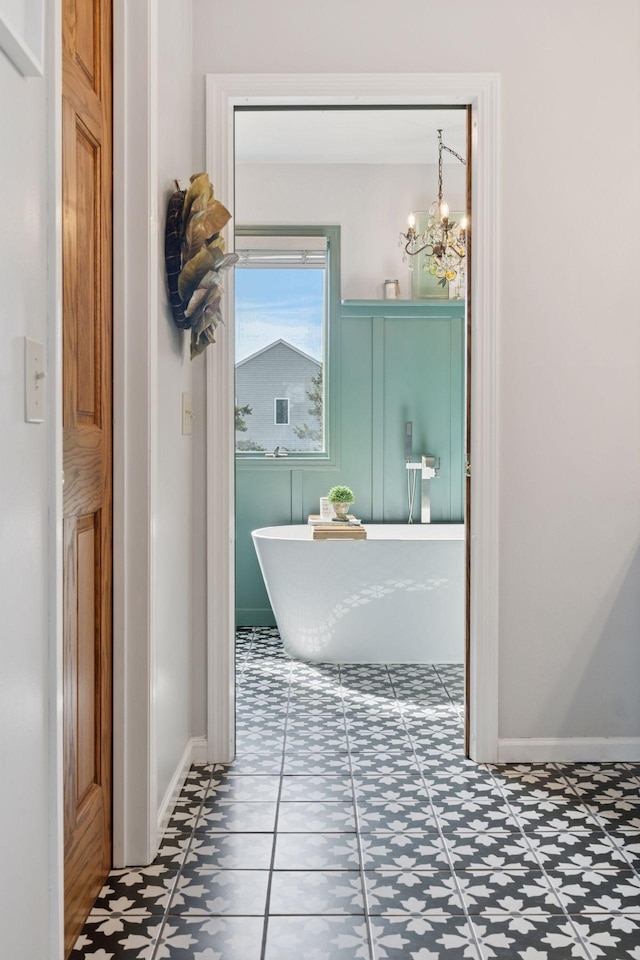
[251,524,465,663]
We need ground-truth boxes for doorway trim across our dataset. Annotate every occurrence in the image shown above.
[205,72,501,764]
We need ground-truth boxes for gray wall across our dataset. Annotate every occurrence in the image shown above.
[193,0,640,742]
[0,37,51,960]
[155,0,196,813]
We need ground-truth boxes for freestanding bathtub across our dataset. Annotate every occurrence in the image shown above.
[252,524,464,663]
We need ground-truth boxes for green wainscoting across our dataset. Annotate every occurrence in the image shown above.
[235,300,465,625]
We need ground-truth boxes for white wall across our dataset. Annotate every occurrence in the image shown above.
[236,162,466,300]
[155,0,196,809]
[0,48,52,960]
[193,0,640,744]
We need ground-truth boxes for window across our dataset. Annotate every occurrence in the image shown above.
[234,226,339,459]
[274,398,289,425]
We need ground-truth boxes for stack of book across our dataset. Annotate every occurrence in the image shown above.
[307,516,367,540]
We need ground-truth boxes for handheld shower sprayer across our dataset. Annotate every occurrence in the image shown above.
[405,421,413,463]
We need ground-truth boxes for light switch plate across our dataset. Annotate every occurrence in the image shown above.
[182,392,193,435]
[25,337,45,422]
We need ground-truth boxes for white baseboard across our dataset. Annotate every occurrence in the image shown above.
[190,735,209,763]
[498,737,640,763]
[157,736,208,837]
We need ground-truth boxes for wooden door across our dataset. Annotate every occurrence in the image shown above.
[62,0,112,955]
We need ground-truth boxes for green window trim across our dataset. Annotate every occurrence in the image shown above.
[235,224,342,468]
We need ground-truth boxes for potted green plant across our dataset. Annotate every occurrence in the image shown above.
[327,484,354,521]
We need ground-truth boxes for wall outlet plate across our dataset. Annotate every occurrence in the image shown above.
[182,392,193,435]
[25,337,45,422]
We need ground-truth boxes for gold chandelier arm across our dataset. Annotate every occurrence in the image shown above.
[404,238,434,257]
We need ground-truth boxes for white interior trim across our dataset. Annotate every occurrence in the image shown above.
[112,0,158,867]
[498,738,640,763]
[157,738,194,838]
[190,736,209,764]
[205,73,501,764]
[0,2,45,76]
[46,0,64,955]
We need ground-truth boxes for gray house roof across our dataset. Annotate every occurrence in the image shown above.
[236,338,320,369]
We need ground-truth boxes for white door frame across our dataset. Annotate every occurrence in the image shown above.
[205,72,501,764]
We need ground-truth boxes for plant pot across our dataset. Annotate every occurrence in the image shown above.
[331,501,352,521]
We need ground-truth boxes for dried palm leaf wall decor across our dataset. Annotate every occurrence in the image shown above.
[165,172,238,358]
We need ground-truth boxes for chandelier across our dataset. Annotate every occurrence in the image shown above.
[399,129,467,285]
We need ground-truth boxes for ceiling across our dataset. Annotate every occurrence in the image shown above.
[235,108,467,165]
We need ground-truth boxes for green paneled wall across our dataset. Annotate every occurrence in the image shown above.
[235,300,465,625]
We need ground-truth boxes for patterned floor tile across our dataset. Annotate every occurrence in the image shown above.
[469,915,591,959]
[205,774,281,802]
[280,775,354,802]
[353,776,430,803]
[277,800,356,832]
[443,832,539,871]
[167,868,269,915]
[166,797,201,833]
[285,732,350,751]
[194,800,278,833]
[431,789,516,824]
[269,870,365,914]
[606,830,640,869]
[370,916,481,959]
[287,717,345,733]
[525,831,634,871]
[455,869,564,915]
[69,629,640,960]
[90,870,176,916]
[234,733,286,754]
[568,913,640,958]
[183,832,274,870]
[216,753,283,776]
[364,870,465,915]
[153,916,264,959]
[288,691,344,704]
[287,708,346,725]
[547,869,640,914]
[69,916,162,959]
[350,752,422,776]
[283,750,351,776]
[429,776,504,799]
[357,800,438,834]
[424,766,498,789]
[360,833,451,871]
[433,800,521,833]
[349,732,414,752]
[179,765,213,801]
[264,916,370,959]
[517,810,602,834]
[274,832,361,869]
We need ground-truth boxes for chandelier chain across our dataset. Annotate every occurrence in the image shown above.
[437,128,466,204]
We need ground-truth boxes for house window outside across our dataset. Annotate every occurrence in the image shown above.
[274,398,289,425]
[234,227,339,459]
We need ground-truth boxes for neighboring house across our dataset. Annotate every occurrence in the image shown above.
[235,339,322,453]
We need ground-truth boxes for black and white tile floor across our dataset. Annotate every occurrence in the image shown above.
[72,626,640,959]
